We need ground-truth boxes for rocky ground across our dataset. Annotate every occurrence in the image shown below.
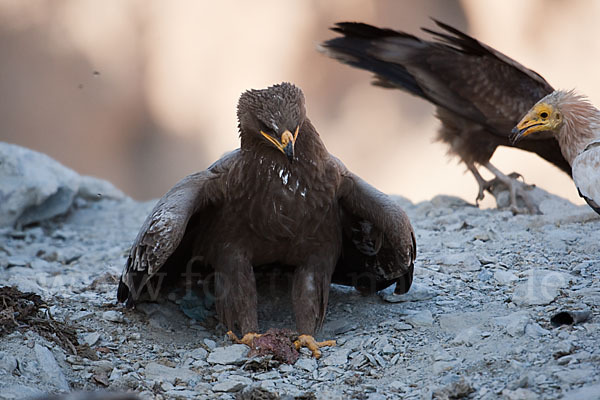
[1,144,599,400]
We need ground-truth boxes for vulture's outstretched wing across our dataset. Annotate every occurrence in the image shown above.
[117,152,233,306]
[321,21,571,174]
[573,142,600,215]
[333,160,416,295]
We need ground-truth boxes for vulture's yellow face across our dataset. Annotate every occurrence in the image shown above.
[511,102,563,142]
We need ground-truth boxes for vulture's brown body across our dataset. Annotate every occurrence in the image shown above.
[321,21,571,209]
[117,83,416,335]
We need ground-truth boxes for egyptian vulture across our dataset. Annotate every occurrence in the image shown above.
[513,90,600,215]
[320,20,571,213]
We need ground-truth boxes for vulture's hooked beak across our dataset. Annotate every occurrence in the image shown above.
[261,126,299,162]
[511,104,555,143]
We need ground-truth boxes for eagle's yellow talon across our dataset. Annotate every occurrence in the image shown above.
[293,334,336,359]
[227,331,263,346]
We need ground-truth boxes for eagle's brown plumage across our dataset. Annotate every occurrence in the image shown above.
[320,20,571,212]
[117,82,416,335]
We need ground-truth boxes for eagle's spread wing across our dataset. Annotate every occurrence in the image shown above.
[334,159,416,295]
[321,21,571,174]
[117,152,234,306]
[573,142,600,215]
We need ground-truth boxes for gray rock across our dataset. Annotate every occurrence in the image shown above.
[0,143,125,228]
[477,269,494,282]
[512,269,572,306]
[0,351,18,373]
[34,343,70,391]
[213,375,252,392]
[381,282,439,303]
[451,327,482,346]
[77,175,125,201]
[321,348,350,366]
[90,359,114,374]
[109,367,123,382]
[295,357,317,372]
[81,332,101,347]
[254,370,280,380]
[144,362,198,384]
[102,310,124,323]
[207,344,248,365]
[555,367,595,384]
[0,384,44,400]
[237,385,281,400]
[562,383,600,400]
[431,377,474,399]
[0,143,79,228]
[5,255,30,268]
[394,322,413,330]
[495,312,530,337]
[438,311,489,333]
[432,360,458,374]
[405,310,434,327]
[502,388,539,400]
[164,389,200,399]
[186,347,208,360]
[438,253,481,271]
[525,322,549,337]
[494,269,519,285]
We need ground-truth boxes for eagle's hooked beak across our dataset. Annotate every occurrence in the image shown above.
[261,126,299,162]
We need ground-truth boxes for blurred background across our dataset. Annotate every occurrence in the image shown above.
[1,0,599,206]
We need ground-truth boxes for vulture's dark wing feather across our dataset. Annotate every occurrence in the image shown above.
[322,21,571,174]
[333,158,415,295]
[117,152,233,305]
[325,21,552,134]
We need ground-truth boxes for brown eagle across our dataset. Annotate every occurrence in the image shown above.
[320,20,571,213]
[117,83,416,345]
[513,90,600,215]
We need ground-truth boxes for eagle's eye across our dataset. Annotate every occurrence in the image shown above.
[540,112,548,119]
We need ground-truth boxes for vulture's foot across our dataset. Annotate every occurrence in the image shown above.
[294,334,336,359]
[483,163,539,214]
[466,162,494,206]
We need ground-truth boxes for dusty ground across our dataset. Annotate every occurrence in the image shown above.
[1,163,600,399]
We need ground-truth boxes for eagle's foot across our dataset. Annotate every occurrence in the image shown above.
[293,334,336,359]
[227,330,262,346]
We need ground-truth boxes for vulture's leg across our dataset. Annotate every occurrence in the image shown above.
[214,250,258,334]
[466,162,491,205]
[483,162,538,214]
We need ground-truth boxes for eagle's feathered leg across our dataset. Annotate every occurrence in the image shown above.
[214,249,258,334]
[292,250,339,335]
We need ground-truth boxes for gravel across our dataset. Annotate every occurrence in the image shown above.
[1,145,599,399]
